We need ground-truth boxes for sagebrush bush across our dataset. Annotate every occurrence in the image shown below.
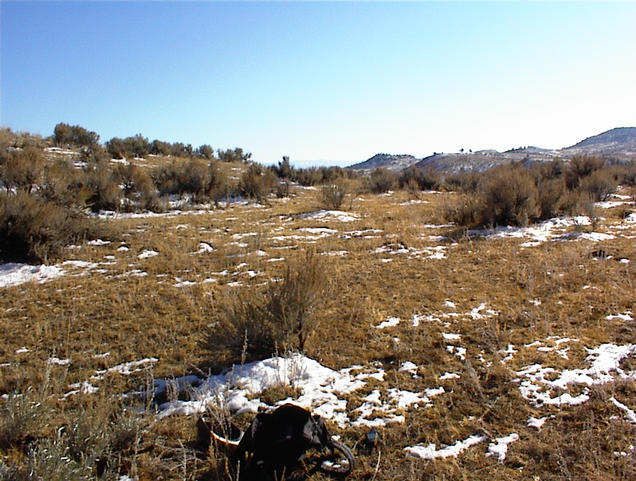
[116,164,163,212]
[480,166,539,227]
[399,166,442,191]
[40,159,88,207]
[0,393,146,481]
[445,171,481,192]
[536,177,565,219]
[238,163,277,201]
[0,191,104,263]
[579,169,617,201]
[367,167,398,194]
[151,159,232,203]
[209,251,329,364]
[84,160,122,212]
[443,194,485,229]
[565,155,605,189]
[319,180,348,209]
[0,389,48,452]
[0,147,44,193]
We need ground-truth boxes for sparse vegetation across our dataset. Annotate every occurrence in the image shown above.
[1,127,635,481]
[209,251,329,364]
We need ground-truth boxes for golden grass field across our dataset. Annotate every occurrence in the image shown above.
[1,156,635,481]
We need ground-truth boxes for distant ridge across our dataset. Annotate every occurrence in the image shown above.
[348,153,420,172]
[348,127,636,174]
[565,127,636,151]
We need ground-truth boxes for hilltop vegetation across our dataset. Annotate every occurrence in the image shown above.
[0,125,635,481]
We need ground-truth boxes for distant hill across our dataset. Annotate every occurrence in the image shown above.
[348,127,636,174]
[347,153,421,172]
[564,127,636,155]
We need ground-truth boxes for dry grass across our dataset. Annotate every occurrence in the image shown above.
[1,167,635,480]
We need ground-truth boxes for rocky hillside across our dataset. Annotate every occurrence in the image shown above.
[349,127,636,174]
[564,127,636,155]
[347,153,421,172]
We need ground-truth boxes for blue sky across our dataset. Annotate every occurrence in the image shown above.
[2,1,635,166]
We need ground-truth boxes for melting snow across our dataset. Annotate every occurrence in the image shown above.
[516,343,636,407]
[404,435,486,460]
[610,397,636,424]
[486,433,519,462]
[138,250,159,259]
[376,317,401,329]
[298,210,359,222]
[527,416,547,429]
[155,354,444,428]
[0,263,66,288]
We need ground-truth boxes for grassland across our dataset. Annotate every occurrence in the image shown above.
[1,152,635,481]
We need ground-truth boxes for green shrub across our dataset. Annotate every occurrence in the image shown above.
[40,159,89,208]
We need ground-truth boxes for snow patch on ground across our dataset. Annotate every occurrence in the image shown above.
[375,317,400,329]
[486,433,519,462]
[515,343,636,407]
[404,435,486,460]
[154,354,444,428]
[298,210,359,222]
[0,263,66,288]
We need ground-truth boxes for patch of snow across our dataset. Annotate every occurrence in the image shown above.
[442,332,461,341]
[15,347,29,354]
[322,250,349,257]
[398,361,418,376]
[376,317,400,329]
[65,381,99,397]
[486,433,519,462]
[595,201,629,209]
[439,372,460,380]
[0,263,66,288]
[197,242,214,253]
[404,435,487,460]
[606,312,633,322]
[87,239,110,246]
[138,250,159,259]
[62,260,99,269]
[446,345,466,361]
[93,358,158,380]
[610,397,636,424]
[47,357,71,366]
[155,354,444,428]
[527,416,547,429]
[298,210,359,222]
[297,227,338,236]
[516,343,636,407]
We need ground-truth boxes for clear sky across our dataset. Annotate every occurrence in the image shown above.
[2,1,635,166]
